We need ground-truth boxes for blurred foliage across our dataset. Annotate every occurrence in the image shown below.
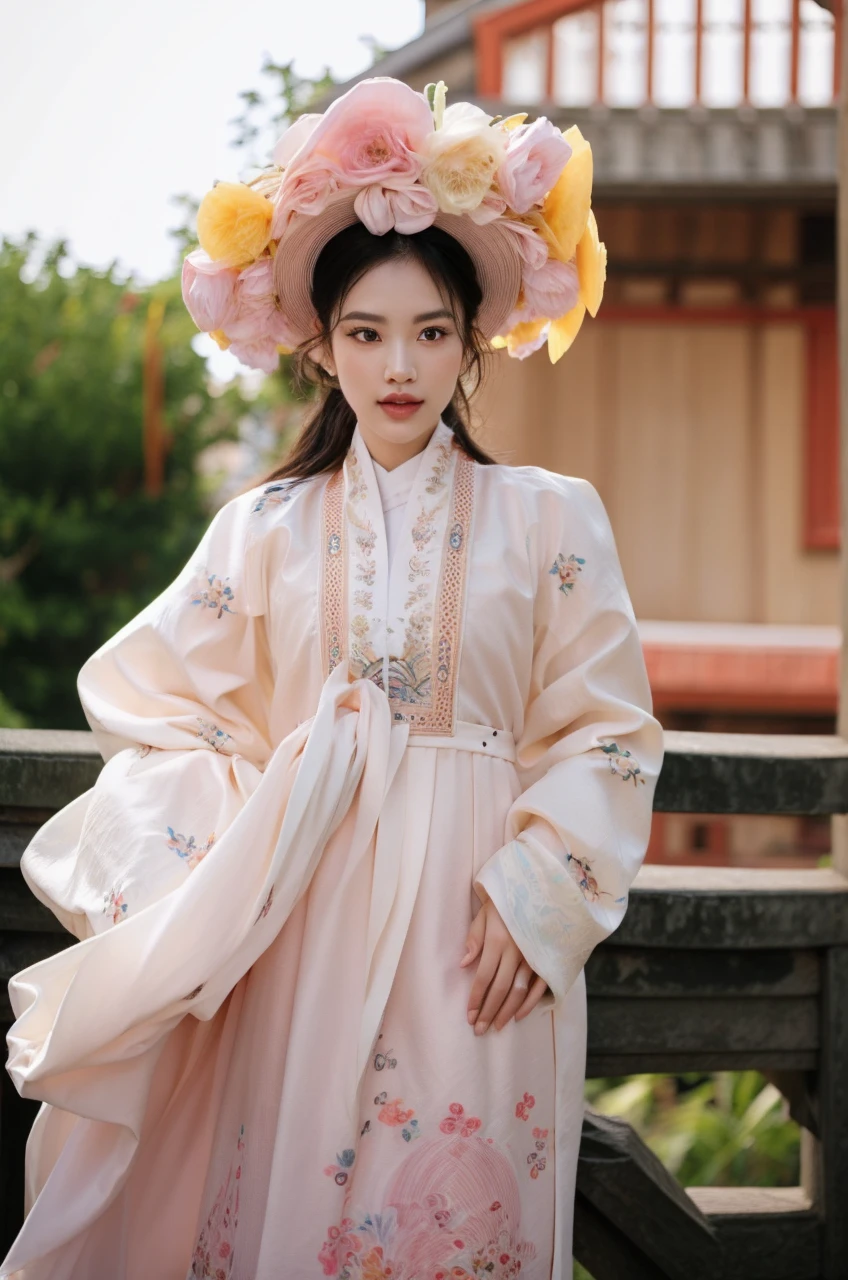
[0,56,352,732]
[0,234,250,730]
[571,1069,799,1278]
[586,1070,799,1186]
[229,56,336,166]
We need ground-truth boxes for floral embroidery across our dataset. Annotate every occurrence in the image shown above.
[350,613,383,687]
[189,1123,244,1278]
[166,827,216,871]
[526,1127,548,1179]
[549,552,585,594]
[195,719,232,751]
[439,1101,482,1137]
[515,1092,535,1121]
[324,1147,356,1187]
[252,482,292,515]
[410,504,441,556]
[566,850,615,903]
[389,451,474,733]
[378,1098,415,1127]
[387,604,433,706]
[345,452,383,684]
[407,552,431,584]
[190,571,237,618]
[596,739,645,785]
[317,1118,537,1278]
[103,887,128,924]
[401,1119,420,1142]
[425,439,452,493]
[404,582,428,610]
[255,884,274,922]
[373,1037,397,1071]
[323,422,473,734]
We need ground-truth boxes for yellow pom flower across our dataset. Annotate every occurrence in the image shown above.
[209,329,231,351]
[196,182,273,270]
[576,209,607,318]
[541,125,593,265]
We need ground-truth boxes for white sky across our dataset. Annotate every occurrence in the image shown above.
[1,0,424,284]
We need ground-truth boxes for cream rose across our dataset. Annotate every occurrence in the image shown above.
[420,102,507,216]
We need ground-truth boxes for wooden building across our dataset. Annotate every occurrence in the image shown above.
[318,0,842,867]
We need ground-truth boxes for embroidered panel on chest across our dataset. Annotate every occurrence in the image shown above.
[320,450,475,736]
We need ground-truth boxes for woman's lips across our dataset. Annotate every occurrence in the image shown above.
[378,399,423,420]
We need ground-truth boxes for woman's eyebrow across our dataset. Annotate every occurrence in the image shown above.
[338,309,454,323]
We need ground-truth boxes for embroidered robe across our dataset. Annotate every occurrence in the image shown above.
[2,418,663,1280]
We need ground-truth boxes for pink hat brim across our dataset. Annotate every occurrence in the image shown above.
[271,190,522,345]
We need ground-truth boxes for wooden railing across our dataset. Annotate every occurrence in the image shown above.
[1,727,847,1278]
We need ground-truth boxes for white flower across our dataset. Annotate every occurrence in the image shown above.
[420,102,507,216]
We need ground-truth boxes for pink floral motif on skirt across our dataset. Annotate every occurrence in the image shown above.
[188,1123,245,1279]
[318,1110,536,1279]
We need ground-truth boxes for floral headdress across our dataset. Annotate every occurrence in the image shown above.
[181,77,606,374]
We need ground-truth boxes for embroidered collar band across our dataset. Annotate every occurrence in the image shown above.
[181,77,607,375]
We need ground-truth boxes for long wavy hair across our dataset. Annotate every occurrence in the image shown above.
[254,221,497,491]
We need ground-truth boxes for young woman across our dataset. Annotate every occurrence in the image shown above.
[3,78,663,1279]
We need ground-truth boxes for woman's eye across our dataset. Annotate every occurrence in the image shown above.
[420,327,448,341]
[348,328,379,342]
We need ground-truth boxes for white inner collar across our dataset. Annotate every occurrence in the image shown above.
[371,448,427,512]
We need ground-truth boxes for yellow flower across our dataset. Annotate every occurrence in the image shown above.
[196,181,273,270]
[540,124,593,264]
[576,209,606,318]
[209,329,231,351]
[548,300,586,364]
[491,317,548,357]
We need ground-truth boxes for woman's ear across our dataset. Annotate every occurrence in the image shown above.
[308,319,336,379]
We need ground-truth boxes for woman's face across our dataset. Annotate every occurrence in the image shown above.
[321,255,466,470]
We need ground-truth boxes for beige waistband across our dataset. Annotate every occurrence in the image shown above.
[402,718,516,762]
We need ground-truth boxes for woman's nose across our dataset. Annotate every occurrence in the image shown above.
[385,342,417,382]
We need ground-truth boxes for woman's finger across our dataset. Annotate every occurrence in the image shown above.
[474,950,522,1033]
[459,905,486,968]
[466,927,500,1022]
[492,961,534,1031]
[514,974,550,1021]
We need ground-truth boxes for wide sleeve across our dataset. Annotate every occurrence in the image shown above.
[474,474,664,1008]
[19,484,275,943]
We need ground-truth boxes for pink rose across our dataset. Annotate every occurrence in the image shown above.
[467,190,508,225]
[520,258,579,322]
[497,118,572,213]
[272,168,341,232]
[280,78,433,191]
[271,113,322,168]
[181,249,239,332]
[497,218,549,271]
[227,258,299,348]
[354,181,438,235]
[227,336,283,375]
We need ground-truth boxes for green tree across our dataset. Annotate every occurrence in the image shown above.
[0,234,247,729]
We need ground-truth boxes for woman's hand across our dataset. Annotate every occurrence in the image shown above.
[461,898,549,1034]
